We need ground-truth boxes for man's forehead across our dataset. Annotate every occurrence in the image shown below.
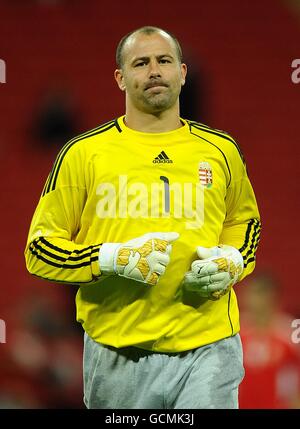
[124,32,176,59]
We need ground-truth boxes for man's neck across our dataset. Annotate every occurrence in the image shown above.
[124,106,183,133]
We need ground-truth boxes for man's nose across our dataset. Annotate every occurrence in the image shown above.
[148,60,161,77]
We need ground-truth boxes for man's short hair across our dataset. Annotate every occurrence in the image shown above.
[116,26,183,68]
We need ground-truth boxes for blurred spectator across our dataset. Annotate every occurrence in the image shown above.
[238,271,300,408]
[0,287,84,408]
[32,82,79,150]
[180,49,210,123]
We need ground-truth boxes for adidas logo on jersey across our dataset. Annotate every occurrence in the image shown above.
[153,151,173,164]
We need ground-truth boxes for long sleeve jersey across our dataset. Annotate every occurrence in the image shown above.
[25,116,261,352]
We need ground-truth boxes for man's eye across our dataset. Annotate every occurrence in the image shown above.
[135,62,146,67]
[160,59,171,64]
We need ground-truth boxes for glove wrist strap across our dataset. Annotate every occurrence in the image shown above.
[228,246,244,282]
[98,243,121,274]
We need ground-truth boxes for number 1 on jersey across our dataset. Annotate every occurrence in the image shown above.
[160,176,170,214]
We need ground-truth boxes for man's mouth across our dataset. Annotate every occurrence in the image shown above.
[145,82,168,90]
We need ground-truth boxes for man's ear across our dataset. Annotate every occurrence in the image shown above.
[114,69,126,91]
[180,63,187,87]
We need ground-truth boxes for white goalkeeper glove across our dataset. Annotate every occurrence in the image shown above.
[99,232,179,286]
[182,245,244,300]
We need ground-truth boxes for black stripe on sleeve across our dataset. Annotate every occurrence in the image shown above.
[32,240,99,264]
[41,174,51,197]
[40,237,72,255]
[242,223,261,259]
[43,120,116,196]
[51,122,116,193]
[30,239,101,270]
[238,219,255,254]
[30,242,68,262]
[29,247,99,269]
[40,237,99,256]
[189,122,232,188]
[240,219,261,253]
[43,120,115,196]
[238,219,261,267]
[189,121,245,164]
[243,228,261,268]
[244,257,255,268]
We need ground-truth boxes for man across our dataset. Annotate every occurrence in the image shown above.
[25,26,261,409]
[238,272,300,408]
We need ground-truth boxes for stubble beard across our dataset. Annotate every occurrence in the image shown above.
[139,87,179,114]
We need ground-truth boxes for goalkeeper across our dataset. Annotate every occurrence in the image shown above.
[25,26,261,409]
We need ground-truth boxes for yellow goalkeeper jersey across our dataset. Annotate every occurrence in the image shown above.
[25,116,261,352]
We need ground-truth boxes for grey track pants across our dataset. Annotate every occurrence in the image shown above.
[83,333,244,409]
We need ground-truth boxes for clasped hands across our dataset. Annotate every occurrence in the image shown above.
[99,232,244,300]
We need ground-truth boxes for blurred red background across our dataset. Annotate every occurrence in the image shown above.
[0,0,299,408]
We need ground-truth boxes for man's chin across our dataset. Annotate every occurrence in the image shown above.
[144,96,173,112]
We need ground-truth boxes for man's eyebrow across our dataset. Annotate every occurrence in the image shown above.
[132,56,149,63]
[157,54,174,60]
[131,54,174,64]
